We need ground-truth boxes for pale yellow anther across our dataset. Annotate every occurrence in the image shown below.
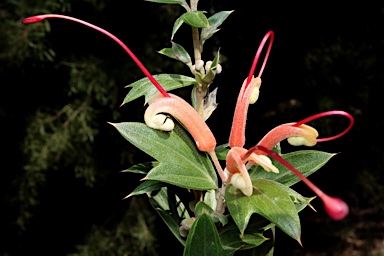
[246,153,279,173]
[144,113,175,131]
[287,124,319,146]
[249,77,262,104]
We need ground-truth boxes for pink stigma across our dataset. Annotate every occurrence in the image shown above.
[22,16,45,24]
[322,195,349,220]
[246,31,274,88]
[22,14,170,98]
[249,145,349,220]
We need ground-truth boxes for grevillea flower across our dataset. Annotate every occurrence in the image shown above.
[22,14,354,220]
[225,31,354,220]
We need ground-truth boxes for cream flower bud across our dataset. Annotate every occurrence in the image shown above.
[195,60,204,72]
[205,60,212,71]
[215,64,222,74]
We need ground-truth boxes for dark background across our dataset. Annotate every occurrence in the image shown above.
[1,0,383,255]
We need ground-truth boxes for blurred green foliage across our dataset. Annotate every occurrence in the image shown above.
[1,0,384,255]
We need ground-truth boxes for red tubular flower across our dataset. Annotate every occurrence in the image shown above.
[226,30,354,220]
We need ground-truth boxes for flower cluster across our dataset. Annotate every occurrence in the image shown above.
[22,11,354,252]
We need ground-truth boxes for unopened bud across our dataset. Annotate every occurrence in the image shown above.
[215,64,222,74]
[205,60,213,71]
[195,60,204,72]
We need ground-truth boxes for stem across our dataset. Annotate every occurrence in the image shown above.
[208,151,227,182]
[190,0,206,117]
[22,14,170,98]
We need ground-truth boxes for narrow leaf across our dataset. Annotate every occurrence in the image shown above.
[121,161,159,174]
[122,74,196,104]
[125,180,164,198]
[201,11,233,43]
[111,122,218,190]
[171,16,184,40]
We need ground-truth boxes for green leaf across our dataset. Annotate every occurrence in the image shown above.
[144,0,190,11]
[125,180,165,198]
[182,11,209,28]
[242,233,269,248]
[220,227,268,251]
[210,49,220,70]
[111,122,218,190]
[184,214,235,256]
[149,187,190,246]
[260,180,316,213]
[249,150,335,187]
[122,74,196,104]
[201,11,233,43]
[225,179,301,242]
[215,143,229,160]
[158,42,193,67]
[121,161,158,174]
[171,16,185,40]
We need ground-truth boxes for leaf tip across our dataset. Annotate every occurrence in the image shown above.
[308,196,317,212]
[122,194,131,200]
[297,237,303,247]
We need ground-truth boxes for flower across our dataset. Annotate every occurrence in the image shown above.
[225,30,354,220]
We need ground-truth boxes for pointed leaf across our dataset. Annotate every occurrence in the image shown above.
[225,179,301,242]
[111,122,218,190]
[249,150,335,187]
[171,16,184,40]
[184,214,235,256]
[123,74,196,104]
[201,11,233,43]
[144,0,190,11]
[182,11,209,28]
[121,161,159,174]
[158,42,193,66]
[125,180,165,198]
[210,49,220,70]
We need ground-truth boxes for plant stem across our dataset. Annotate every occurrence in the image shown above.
[190,0,206,116]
